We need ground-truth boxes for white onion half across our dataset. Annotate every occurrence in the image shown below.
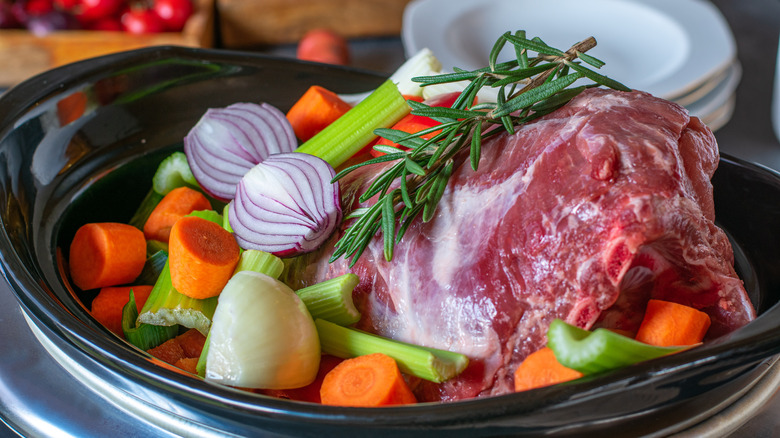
[183,102,298,201]
[229,152,342,257]
[205,271,320,389]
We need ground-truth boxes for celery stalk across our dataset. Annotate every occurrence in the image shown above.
[151,151,200,195]
[188,209,223,225]
[196,329,210,378]
[546,319,686,375]
[233,249,284,278]
[122,290,179,350]
[222,203,233,233]
[295,274,361,326]
[137,260,217,336]
[146,239,169,257]
[135,250,168,286]
[294,79,410,168]
[128,189,164,229]
[315,318,469,383]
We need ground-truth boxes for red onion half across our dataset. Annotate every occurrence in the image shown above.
[184,102,298,201]
[229,152,342,257]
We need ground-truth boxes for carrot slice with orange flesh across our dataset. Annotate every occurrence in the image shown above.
[513,347,584,392]
[175,328,207,358]
[168,215,240,299]
[286,85,353,142]
[69,222,147,290]
[90,285,154,337]
[174,357,200,374]
[635,299,711,347]
[143,186,211,243]
[320,353,417,407]
[148,337,186,365]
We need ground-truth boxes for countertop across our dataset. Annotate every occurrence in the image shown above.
[0,0,779,436]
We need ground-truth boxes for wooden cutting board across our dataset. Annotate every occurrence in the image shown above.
[217,0,414,48]
[0,0,214,87]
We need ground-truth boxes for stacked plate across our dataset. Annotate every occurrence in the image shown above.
[402,0,740,131]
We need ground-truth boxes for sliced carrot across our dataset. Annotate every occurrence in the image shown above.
[320,352,417,407]
[148,337,185,365]
[168,215,240,299]
[175,328,207,358]
[69,222,147,290]
[513,347,584,392]
[174,357,200,374]
[143,186,211,243]
[286,85,353,142]
[90,285,154,337]
[635,299,711,347]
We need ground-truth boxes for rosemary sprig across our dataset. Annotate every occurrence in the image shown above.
[330,31,630,266]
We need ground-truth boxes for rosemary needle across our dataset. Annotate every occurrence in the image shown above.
[330,31,630,266]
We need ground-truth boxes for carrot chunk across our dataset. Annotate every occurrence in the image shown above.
[174,357,200,374]
[286,85,353,142]
[148,337,185,365]
[143,186,211,243]
[69,222,147,290]
[90,285,154,337]
[320,353,416,407]
[635,299,711,347]
[513,347,584,392]
[168,215,240,299]
[175,328,207,358]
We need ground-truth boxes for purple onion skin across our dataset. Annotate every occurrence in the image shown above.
[229,152,342,257]
[184,102,298,202]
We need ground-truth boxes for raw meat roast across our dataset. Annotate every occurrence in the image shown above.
[285,88,756,402]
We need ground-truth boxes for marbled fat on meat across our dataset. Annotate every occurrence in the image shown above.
[285,88,756,402]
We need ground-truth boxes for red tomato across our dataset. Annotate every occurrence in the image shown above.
[25,0,54,16]
[53,0,79,11]
[85,14,121,30]
[152,0,192,31]
[371,92,466,157]
[75,0,123,23]
[296,29,350,66]
[121,8,165,34]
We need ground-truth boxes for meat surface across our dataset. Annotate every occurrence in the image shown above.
[285,88,756,402]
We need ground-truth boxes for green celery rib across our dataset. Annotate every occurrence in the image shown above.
[135,250,168,286]
[129,189,164,229]
[196,330,210,378]
[122,290,179,351]
[188,209,223,225]
[294,79,410,168]
[137,260,218,336]
[146,239,169,258]
[222,203,233,233]
[315,318,469,383]
[295,274,361,326]
[546,319,686,375]
[152,151,200,195]
[233,249,284,278]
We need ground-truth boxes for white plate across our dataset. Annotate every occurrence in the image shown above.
[685,61,741,121]
[402,0,736,100]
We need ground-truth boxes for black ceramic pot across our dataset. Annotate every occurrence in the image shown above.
[0,46,779,437]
